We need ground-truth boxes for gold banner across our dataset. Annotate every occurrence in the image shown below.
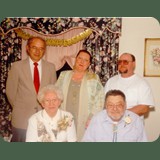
[15,28,93,47]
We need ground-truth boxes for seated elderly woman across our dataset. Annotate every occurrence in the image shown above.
[26,84,77,142]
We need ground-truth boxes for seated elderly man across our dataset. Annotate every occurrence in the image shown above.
[82,90,147,142]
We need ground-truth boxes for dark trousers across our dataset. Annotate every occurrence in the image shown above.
[11,127,26,142]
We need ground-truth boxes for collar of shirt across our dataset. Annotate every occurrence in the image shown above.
[41,109,61,129]
[29,57,42,81]
[102,110,131,127]
[42,109,60,122]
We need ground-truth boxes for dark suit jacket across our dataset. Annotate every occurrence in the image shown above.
[6,58,57,129]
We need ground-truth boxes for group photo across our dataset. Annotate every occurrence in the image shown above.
[0,17,160,142]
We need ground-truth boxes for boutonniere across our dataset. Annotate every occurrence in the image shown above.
[124,115,132,127]
[57,115,73,131]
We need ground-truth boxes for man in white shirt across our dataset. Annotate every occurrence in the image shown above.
[104,53,155,117]
[82,90,147,142]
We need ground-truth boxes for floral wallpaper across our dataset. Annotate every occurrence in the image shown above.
[0,17,121,138]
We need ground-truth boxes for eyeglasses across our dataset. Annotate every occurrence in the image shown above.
[107,103,124,110]
[29,46,45,52]
[44,99,59,104]
[118,60,133,65]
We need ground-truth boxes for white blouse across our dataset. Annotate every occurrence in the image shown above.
[26,109,77,142]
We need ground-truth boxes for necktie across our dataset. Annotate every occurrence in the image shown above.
[112,123,118,142]
[33,62,40,93]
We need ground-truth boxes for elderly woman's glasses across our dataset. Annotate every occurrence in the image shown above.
[44,99,59,104]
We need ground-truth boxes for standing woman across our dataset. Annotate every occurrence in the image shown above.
[56,49,105,141]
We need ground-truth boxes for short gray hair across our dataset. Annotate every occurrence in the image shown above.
[37,84,63,104]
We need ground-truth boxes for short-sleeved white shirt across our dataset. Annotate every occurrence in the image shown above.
[104,74,155,109]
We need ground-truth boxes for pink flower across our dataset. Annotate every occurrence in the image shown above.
[103,57,108,62]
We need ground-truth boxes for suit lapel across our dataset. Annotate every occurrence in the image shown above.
[40,60,46,88]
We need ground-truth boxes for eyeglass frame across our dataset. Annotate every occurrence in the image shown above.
[106,103,125,110]
[117,60,133,65]
[29,46,45,53]
[43,98,60,105]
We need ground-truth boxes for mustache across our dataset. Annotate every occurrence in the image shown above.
[119,69,128,74]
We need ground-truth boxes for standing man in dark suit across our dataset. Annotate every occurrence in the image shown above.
[6,37,57,142]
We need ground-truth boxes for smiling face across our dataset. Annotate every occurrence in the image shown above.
[118,53,135,77]
[26,37,46,62]
[74,51,91,72]
[106,95,126,122]
[41,91,61,117]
